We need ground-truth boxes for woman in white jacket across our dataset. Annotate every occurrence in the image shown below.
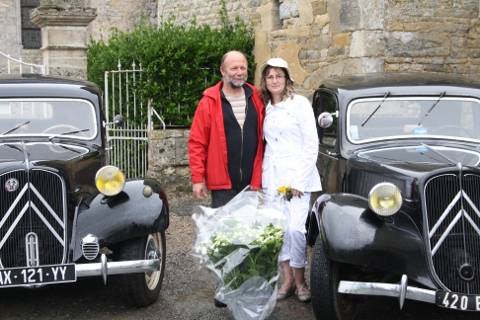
[259,58,322,303]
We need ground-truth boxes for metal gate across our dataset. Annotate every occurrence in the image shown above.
[104,61,164,178]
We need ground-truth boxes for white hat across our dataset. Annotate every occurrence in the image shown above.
[259,58,294,82]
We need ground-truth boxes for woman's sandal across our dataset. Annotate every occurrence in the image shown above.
[277,280,296,300]
[296,282,312,303]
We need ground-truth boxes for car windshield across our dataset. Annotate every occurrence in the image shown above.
[347,97,480,143]
[0,99,96,139]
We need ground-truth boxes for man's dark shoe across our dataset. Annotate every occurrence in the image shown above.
[214,298,227,308]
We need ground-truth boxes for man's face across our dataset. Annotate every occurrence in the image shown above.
[220,53,248,89]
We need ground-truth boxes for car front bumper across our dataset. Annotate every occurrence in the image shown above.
[338,274,436,309]
[76,253,160,284]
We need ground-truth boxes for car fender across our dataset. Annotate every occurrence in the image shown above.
[312,193,436,288]
[72,178,169,261]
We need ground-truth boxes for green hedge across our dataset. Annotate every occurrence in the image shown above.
[87,2,255,127]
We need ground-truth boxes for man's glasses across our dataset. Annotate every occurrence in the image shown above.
[266,75,286,81]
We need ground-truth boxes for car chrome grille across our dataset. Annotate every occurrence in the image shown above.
[0,170,67,268]
[425,173,480,294]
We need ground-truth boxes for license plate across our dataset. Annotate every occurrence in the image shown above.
[436,290,480,311]
[0,264,76,288]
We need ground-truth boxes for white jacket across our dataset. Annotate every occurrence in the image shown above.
[262,94,322,194]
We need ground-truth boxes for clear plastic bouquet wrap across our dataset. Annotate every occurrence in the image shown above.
[192,189,287,320]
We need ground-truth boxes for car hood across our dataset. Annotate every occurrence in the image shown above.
[0,141,89,172]
[347,144,480,198]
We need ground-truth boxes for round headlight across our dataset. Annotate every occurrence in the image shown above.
[368,182,402,217]
[95,166,125,196]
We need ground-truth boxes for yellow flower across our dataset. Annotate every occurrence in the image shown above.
[277,186,287,195]
[277,185,293,201]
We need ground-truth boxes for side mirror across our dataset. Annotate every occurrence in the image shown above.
[318,112,334,128]
[113,115,124,127]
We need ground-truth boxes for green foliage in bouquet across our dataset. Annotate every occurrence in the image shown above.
[205,222,284,290]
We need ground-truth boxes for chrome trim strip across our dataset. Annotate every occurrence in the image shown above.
[0,202,29,250]
[30,183,64,228]
[431,210,462,256]
[32,169,68,264]
[464,212,480,236]
[0,184,28,229]
[428,187,480,255]
[30,202,64,246]
[25,232,39,267]
[463,191,480,230]
[428,191,461,238]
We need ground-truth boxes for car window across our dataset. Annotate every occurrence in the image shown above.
[313,90,338,147]
[0,99,97,139]
[347,97,480,143]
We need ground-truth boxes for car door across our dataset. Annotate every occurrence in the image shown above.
[312,89,341,194]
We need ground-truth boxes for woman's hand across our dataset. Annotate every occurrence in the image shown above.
[291,188,303,197]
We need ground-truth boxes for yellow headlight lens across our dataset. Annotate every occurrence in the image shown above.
[95,166,125,196]
[368,182,402,217]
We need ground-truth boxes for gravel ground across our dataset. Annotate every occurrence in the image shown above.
[160,192,316,320]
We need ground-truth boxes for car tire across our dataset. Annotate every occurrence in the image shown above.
[118,231,166,308]
[310,236,357,320]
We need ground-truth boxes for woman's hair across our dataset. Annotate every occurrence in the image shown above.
[259,65,296,105]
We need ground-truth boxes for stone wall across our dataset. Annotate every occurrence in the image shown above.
[0,0,43,74]
[157,0,480,99]
[86,0,158,42]
[148,129,191,194]
[0,0,21,59]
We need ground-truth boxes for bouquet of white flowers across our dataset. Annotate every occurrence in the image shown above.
[192,189,286,320]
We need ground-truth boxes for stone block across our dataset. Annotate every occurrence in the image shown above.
[359,0,384,30]
[312,2,327,15]
[350,31,386,57]
[386,31,450,57]
[42,26,89,47]
[339,0,360,31]
[280,1,299,20]
[333,33,350,47]
[298,3,313,25]
[315,14,330,30]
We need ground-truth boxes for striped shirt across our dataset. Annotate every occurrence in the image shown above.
[224,93,246,128]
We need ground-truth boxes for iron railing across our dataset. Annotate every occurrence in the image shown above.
[104,60,164,179]
[0,50,45,74]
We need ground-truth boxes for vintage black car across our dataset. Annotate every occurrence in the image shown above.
[0,74,169,307]
[307,72,480,319]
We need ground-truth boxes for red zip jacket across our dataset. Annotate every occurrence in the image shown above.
[188,81,265,190]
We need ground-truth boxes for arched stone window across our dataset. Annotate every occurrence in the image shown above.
[21,0,41,49]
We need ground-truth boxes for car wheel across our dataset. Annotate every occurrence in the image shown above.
[118,231,166,307]
[310,236,357,320]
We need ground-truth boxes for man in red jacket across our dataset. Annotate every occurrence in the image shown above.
[188,51,264,208]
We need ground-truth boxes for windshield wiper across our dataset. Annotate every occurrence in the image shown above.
[48,128,89,141]
[418,91,445,126]
[361,92,390,127]
[49,141,81,154]
[419,143,456,165]
[2,121,30,135]
[4,143,24,153]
